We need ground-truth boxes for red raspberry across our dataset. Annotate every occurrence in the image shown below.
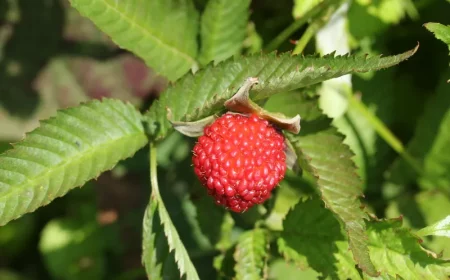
[192,113,286,212]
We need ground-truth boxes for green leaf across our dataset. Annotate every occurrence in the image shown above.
[425,23,450,52]
[366,218,450,279]
[0,99,147,226]
[287,118,376,275]
[191,184,235,250]
[354,0,417,25]
[234,228,268,280]
[146,46,418,140]
[386,190,450,258]
[417,216,450,239]
[389,70,450,189]
[214,245,236,280]
[68,0,199,81]
[141,198,180,280]
[142,143,200,279]
[39,218,107,280]
[199,0,251,65]
[268,259,320,280]
[277,199,361,279]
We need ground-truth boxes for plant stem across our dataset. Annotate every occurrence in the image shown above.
[292,1,340,55]
[150,142,160,197]
[347,93,423,175]
[264,0,337,52]
[291,23,316,55]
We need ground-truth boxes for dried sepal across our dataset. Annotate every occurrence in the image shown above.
[224,77,301,134]
[167,107,216,137]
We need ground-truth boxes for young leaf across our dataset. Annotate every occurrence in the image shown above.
[0,99,147,226]
[143,143,200,279]
[417,216,450,239]
[146,46,418,140]
[199,0,251,65]
[277,199,361,279]
[68,0,199,81]
[425,23,450,52]
[367,218,450,279]
[234,228,268,280]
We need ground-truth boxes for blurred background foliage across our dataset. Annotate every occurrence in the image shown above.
[0,0,449,279]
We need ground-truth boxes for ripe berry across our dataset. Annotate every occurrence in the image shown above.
[192,113,286,212]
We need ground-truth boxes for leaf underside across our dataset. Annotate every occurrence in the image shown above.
[288,126,377,275]
[0,99,147,226]
[234,228,268,280]
[199,0,251,65]
[69,0,199,81]
[146,46,418,140]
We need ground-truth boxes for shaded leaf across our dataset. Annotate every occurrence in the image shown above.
[389,70,450,189]
[277,199,361,279]
[69,0,199,81]
[39,218,107,280]
[265,90,374,275]
[287,118,375,275]
[191,183,235,250]
[0,99,148,225]
[199,0,251,65]
[214,245,236,280]
[146,47,418,140]
[366,218,450,279]
[143,144,200,279]
[234,228,268,280]
[0,214,35,258]
[0,0,63,117]
[141,198,181,280]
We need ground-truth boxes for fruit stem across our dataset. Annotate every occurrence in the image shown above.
[347,93,423,175]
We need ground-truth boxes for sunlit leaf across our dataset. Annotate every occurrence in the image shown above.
[69,0,199,81]
[146,47,418,140]
[199,0,251,65]
[366,218,450,279]
[0,99,147,225]
[234,228,268,280]
[417,216,450,239]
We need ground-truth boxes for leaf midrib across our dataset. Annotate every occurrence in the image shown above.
[0,130,146,219]
[102,0,196,65]
[239,231,263,276]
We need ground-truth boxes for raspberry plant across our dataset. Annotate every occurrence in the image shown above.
[1,0,450,279]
